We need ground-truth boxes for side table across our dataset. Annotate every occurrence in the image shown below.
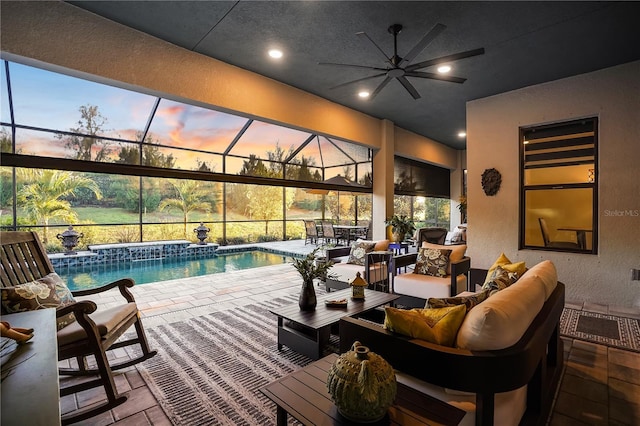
[260,353,465,425]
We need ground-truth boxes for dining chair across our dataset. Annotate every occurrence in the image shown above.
[538,218,580,249]
[303,220,319,245]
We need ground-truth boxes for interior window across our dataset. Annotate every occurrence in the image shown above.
[520,118,597,253]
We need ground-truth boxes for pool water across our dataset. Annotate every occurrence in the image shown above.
[58,251,292,291]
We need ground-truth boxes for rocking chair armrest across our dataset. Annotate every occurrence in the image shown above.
[72,278,136,303]
[56,300,97,317]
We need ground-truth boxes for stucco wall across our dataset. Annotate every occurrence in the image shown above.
[467,61,640,309]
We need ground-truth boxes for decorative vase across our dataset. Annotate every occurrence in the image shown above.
[298,278,317,311]
[326,341,397,422]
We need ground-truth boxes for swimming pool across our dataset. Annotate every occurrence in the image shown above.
[57,251,292,291]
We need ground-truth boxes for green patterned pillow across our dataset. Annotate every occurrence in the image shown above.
[347,241,376,265]
[384,305,467,347]
[426,289,492,312]
[414,247,452,277]
[481,266,518,295]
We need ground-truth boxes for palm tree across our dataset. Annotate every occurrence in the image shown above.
[17,169,102,244]
[159,179,211,238]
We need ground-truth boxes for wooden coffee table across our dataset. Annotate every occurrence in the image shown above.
[269,288,398,360]
[260,353,465,426]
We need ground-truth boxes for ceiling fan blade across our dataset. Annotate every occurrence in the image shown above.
[356,31,393,66]
[405,47,485,72]
[369,76,392,100]
[318,62,388,72]
[405,70,467,84]
[399,23,446,67]
[330,73,387,90]
[397,76,421,99]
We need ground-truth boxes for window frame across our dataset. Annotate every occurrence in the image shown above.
[519,117,598,254]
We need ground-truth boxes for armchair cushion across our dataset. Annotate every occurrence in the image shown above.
[421,242,466,275]
[414,247,452,277]
[57,302,138,346]
[384,305,466,347]
[1,273,76,330]
[347,241,376,265]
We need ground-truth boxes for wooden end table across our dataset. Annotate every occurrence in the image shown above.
[260,353,465,426]
[269,288,398,360]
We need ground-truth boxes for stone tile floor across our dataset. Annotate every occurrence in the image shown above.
[61,240,640,425]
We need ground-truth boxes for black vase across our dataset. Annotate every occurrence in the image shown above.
[299,279,317,311]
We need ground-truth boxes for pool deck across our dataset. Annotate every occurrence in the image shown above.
[76,239,320,328]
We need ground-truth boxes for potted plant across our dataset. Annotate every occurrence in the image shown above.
[292,247,335,311]
[385,215,415,242]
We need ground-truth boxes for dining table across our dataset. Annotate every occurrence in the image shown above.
[557,227,593,249]
[332,224,368,244]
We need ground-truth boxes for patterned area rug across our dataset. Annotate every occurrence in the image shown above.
[560,308,640,352]
[137,293,336,425]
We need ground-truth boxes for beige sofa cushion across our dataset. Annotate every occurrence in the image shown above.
[455,272,546,350]
[421,242,466,275]
[524,260,557,300]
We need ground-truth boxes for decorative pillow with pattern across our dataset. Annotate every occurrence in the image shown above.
[484,253,526,285]
[38,272,77,329]
[347,241,376,265]
[1,273,77,330]
[426,289,492,312]
[384,305,467,347]
[413,247,452,277]
[1,280,61,313]
[481,266,518,295]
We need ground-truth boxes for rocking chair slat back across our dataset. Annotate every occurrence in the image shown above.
[1,231,55,287]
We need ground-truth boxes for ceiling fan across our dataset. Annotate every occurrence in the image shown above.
[320,23,485,100]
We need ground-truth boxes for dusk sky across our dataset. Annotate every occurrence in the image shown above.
[2,60,369,178]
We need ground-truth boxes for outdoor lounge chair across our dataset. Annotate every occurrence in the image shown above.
[0,231,157,425]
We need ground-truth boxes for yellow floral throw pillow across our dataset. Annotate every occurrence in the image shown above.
[484,253,527,284]
[384,305,466,347]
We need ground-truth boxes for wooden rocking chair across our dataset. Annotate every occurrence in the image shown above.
[0,231,157,425]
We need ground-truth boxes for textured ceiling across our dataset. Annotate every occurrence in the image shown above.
[69,1,640,150]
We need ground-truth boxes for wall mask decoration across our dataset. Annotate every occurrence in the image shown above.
[481,168,502,196]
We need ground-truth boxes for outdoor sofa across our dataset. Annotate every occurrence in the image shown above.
[339,260,565,426]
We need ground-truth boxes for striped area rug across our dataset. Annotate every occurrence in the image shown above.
[137,294,327,425]
[560,308,640,352]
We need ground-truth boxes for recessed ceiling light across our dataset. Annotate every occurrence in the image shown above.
[437,65,452,74]
[458,131,466,138]
[358,91,370,98]
[268,49,283,59]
